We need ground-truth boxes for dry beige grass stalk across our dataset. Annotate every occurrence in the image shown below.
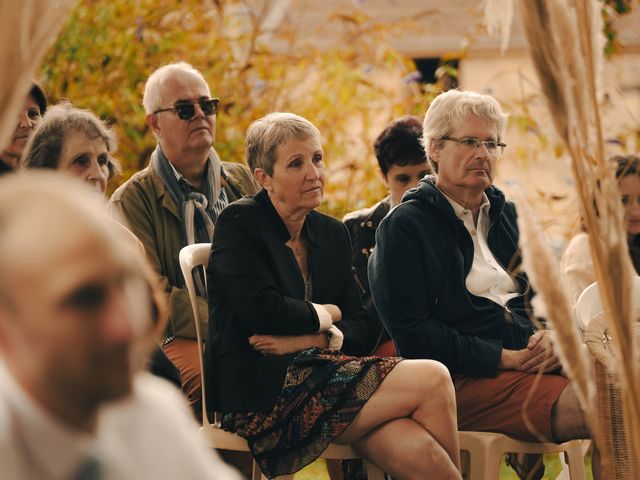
[0,0,77,151]
[515,190,604,443]
[517,0,640,470]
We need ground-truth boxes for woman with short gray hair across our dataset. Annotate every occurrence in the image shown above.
[205,111,461,480]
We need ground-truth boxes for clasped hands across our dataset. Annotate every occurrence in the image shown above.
[500,330,562,373]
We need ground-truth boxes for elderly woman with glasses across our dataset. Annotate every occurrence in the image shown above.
[370,90,598,479]
[205,112,461,480]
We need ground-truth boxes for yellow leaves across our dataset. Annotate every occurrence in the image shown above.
[159,11,184,29]
[141,29,162,45]
[40,0,439,217]
[159,10,198,31]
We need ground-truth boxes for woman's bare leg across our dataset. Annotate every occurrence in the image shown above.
[334,359,461,479]
[358,417,459,479]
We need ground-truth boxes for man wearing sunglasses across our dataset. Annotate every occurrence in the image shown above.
[110,62,259,423]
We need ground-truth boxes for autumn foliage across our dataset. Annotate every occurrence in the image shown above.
[39,0,446,218]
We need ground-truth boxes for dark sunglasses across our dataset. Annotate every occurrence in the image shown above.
[154,98,220,120]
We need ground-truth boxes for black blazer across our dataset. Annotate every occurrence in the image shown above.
[204,189,371,413]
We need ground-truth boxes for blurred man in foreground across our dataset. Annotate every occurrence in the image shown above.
[0,171,239,479]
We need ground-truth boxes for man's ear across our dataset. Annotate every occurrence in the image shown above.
[146,114,160,137]
[253,168,271,191]
[428,141,439,166]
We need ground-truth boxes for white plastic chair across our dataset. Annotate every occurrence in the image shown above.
[179,243,261,479]
[574,276,640,330]
[459,431,586,480]
[179,243,385,480]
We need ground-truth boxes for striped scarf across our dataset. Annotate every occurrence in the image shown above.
[152,145,228,295]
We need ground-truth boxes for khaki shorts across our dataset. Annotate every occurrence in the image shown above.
[454,370,569,442]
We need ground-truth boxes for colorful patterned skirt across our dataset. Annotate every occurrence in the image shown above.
[221,348,402,478]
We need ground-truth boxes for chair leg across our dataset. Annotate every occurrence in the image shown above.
[325,459,344,480]
[460,450,471,480]
[484,453,502,480]
[251,460,262,480]
[565,443,586,480]
[466,445,499,480]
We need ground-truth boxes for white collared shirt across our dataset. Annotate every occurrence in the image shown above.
[441,191,519,307]
[0,361,97,480]
[0,361,241,480]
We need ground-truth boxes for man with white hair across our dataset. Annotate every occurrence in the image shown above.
[110,62,258,415]
[0,171,239,479]
[370,89,598,479]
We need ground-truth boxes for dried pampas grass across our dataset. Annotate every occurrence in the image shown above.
[514,189,604,444]
[518,0,640,472]
[0,0,77,151]
[483,0,514,53]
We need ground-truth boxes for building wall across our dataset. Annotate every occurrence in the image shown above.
[458,52,640,247]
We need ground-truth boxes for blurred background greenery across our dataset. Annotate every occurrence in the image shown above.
[295,452,594,479]
[36,0,639,232]
[38,0,455,219]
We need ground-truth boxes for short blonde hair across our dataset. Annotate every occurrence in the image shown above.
[422,90,508,173]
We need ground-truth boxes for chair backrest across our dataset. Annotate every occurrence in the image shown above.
[178,242,213,425]
[575,276,640,329]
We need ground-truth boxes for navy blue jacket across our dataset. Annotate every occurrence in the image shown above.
[369,178,536,377]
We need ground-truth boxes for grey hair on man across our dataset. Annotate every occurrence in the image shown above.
[142,62,209,115]
[421,90,508,173]
[246,112,321,176]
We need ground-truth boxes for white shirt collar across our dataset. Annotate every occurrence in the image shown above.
[439,189,490,220]
[0,360,96,479]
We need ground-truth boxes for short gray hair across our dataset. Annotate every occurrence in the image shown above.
[422,90,508,173]
[246,112,321,176]
[142,62,209,114]
[22,102,121,179]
